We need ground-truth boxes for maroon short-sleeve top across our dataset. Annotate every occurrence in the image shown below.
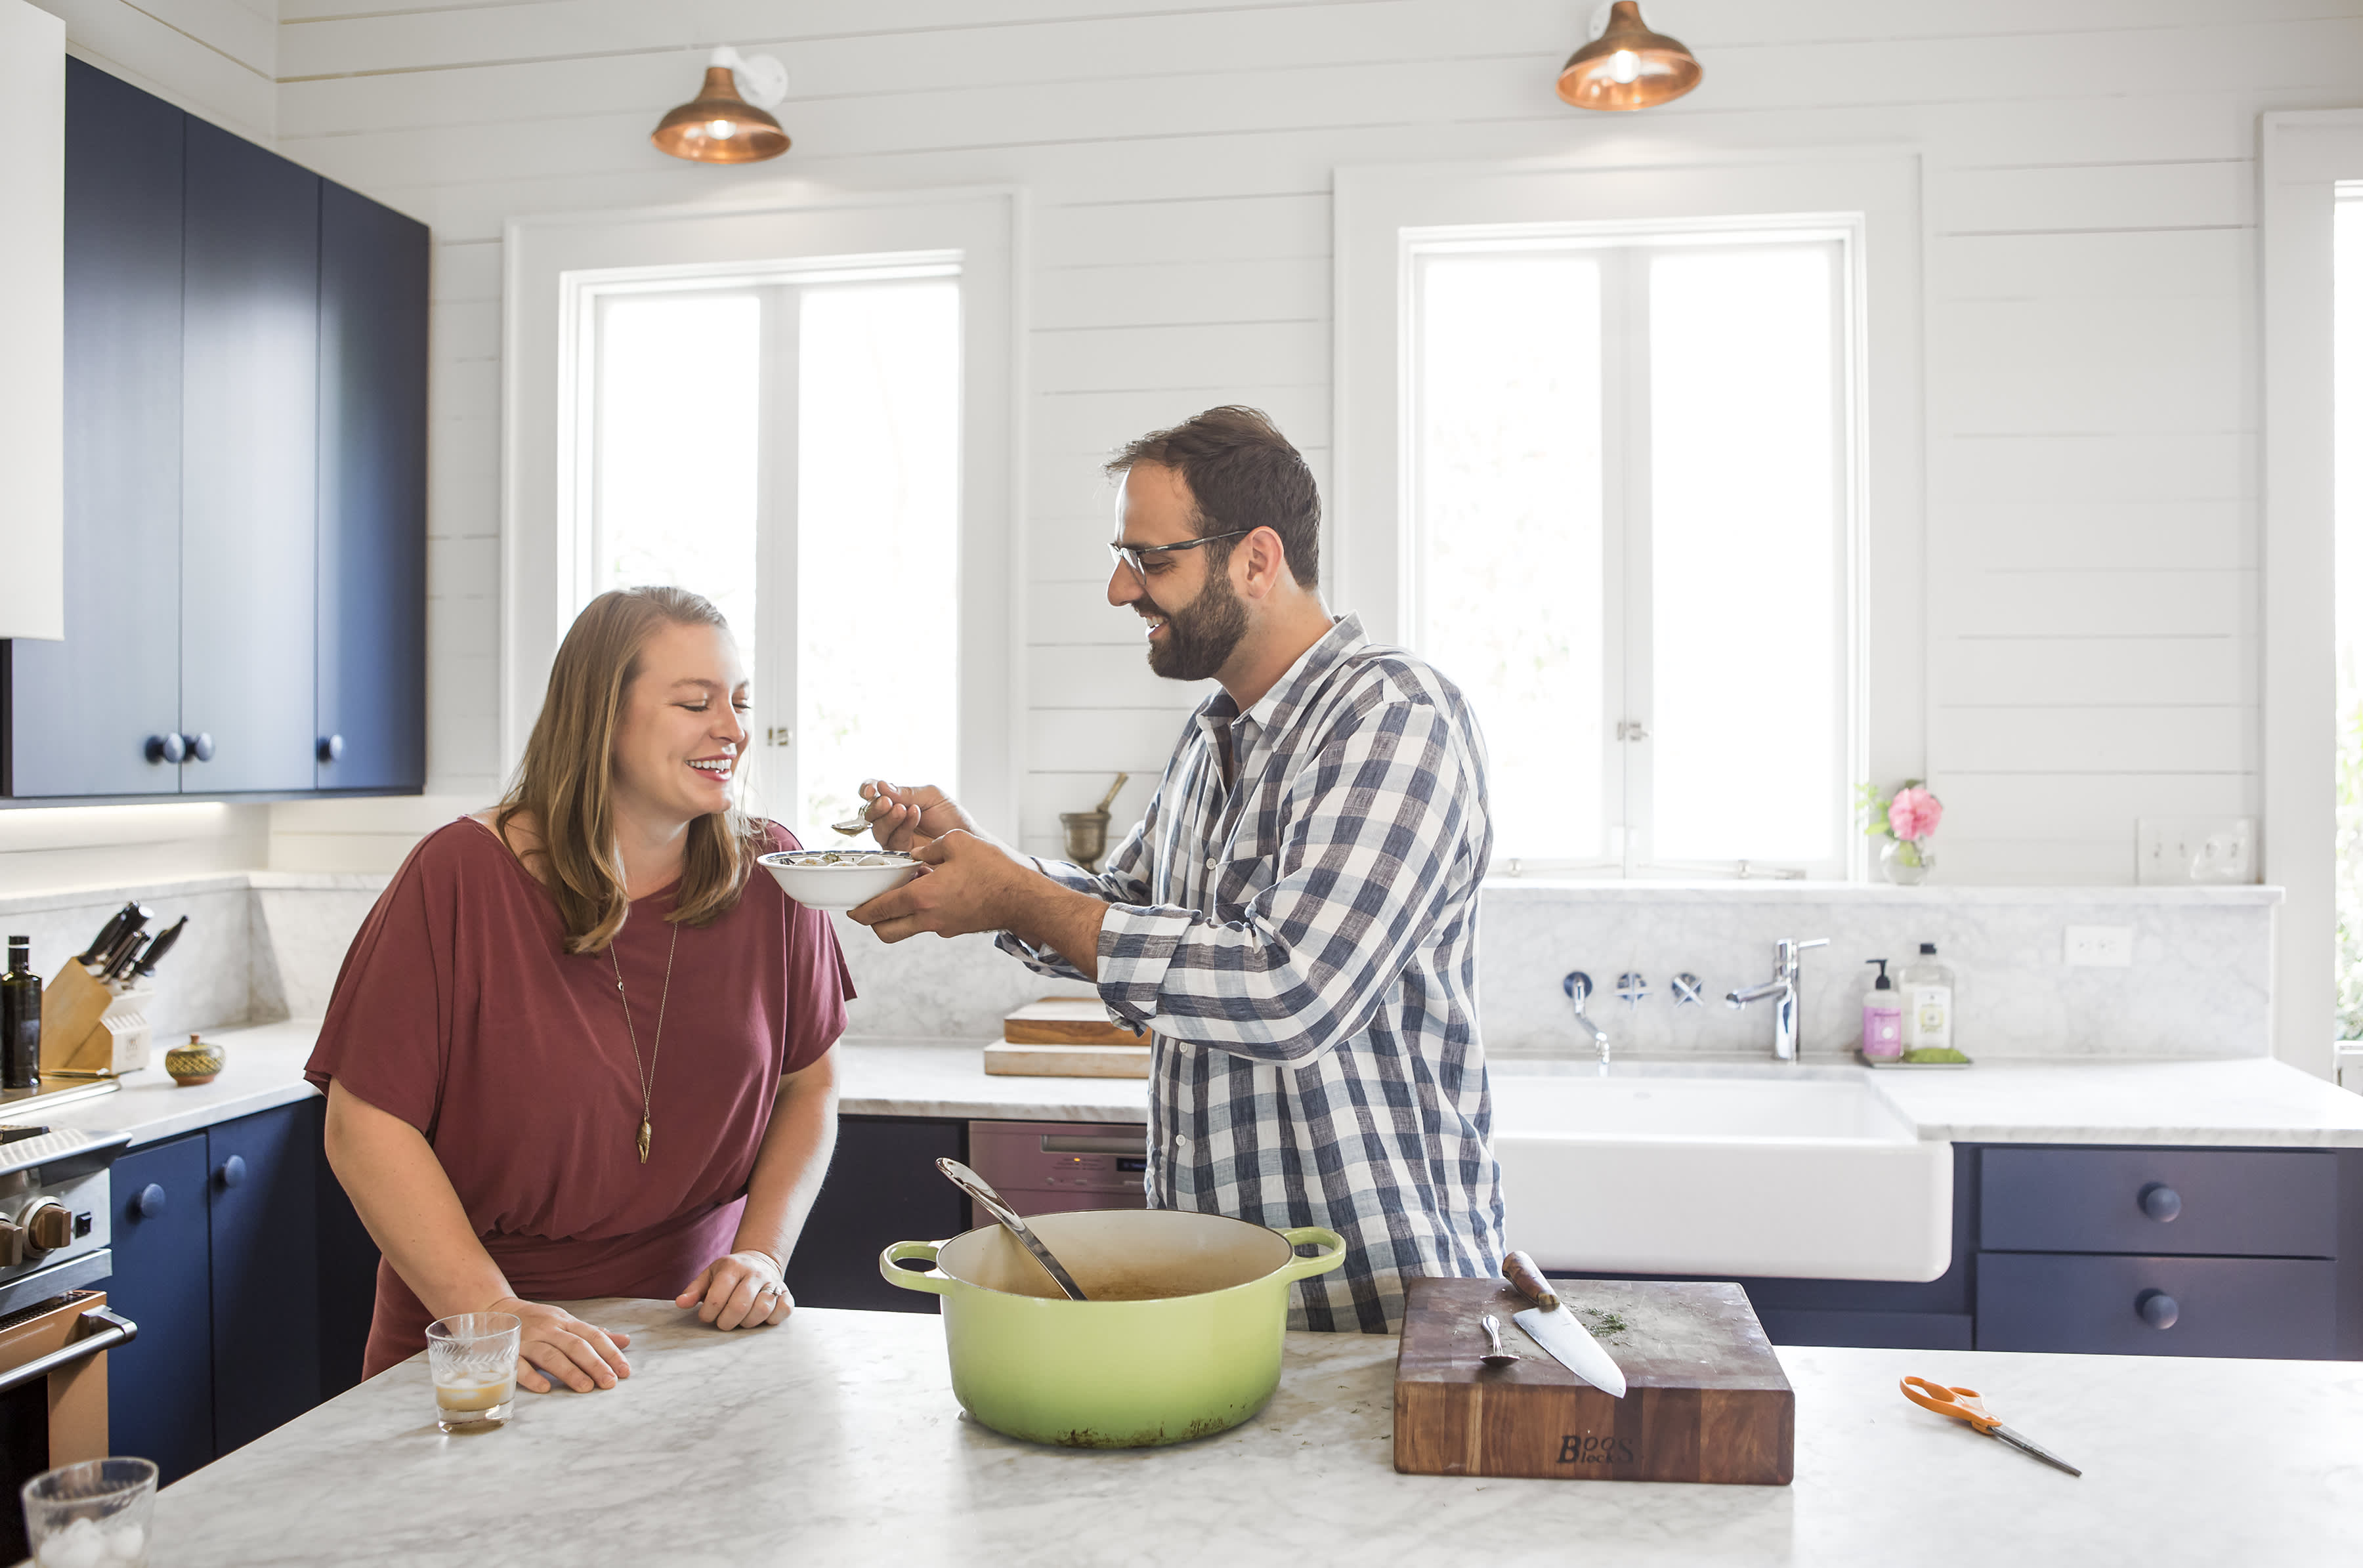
[305,817,851,1371]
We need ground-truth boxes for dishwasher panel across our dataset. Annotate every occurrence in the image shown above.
[965,1120,1147,1227]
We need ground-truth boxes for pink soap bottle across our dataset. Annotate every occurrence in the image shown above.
[1862,959,1903,1060]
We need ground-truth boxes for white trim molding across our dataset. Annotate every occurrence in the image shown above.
[502,188,1025,833]
[2261,111,2363,1079]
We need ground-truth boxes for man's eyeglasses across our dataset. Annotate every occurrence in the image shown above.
[1108,529,1254,583]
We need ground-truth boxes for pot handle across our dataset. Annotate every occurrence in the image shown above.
[1277,1226,1348,1281]
[879,1239,953,1295]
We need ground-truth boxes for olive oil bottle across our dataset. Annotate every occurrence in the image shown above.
[0,938,38,1090]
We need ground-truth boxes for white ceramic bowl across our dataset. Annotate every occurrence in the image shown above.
[758,849,922,910]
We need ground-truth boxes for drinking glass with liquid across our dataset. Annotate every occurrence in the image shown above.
[426,1311,521,1432]
[22,1456,156,1568]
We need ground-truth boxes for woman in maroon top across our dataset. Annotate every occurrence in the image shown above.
[307,587,851,1389]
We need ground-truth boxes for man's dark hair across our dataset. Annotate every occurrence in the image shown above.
[1105,406,1321,587]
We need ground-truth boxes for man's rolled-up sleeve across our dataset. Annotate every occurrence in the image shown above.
[1094,696,1477,1065]
[994,790,1160,983]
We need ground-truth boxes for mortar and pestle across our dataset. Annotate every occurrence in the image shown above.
[1059,773,1129,872]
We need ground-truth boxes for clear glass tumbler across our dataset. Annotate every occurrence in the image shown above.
[22,1456,157,1568]
[426,1310,521,1432]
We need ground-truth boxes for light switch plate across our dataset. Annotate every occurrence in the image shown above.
[2064,925,2133,967]
[2137,816,2255,886]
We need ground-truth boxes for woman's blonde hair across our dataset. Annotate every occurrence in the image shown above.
[499,586,759,954]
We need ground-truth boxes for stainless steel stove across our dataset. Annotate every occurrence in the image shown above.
[0,1125,129,1315]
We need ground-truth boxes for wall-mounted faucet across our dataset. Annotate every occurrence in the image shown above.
[1726,938,1829,1062]
[1563,971,1611,1074]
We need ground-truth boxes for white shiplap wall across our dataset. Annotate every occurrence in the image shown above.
[18,0,2363,885]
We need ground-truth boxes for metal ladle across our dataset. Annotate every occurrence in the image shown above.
[935,1158,1088,1301]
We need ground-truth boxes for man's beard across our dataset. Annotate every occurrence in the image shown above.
[1143,567,1248,682]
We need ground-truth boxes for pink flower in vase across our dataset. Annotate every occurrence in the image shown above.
[1888,786,1944,844]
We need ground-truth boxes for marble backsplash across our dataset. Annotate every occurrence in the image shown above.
[0,873,2279,1061]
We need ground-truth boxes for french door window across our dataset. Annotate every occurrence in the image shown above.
[581,265,961,833]
[1409,226,1856,877]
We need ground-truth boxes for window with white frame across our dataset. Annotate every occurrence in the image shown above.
[1407,223,1857,877]
[578,263,962,834]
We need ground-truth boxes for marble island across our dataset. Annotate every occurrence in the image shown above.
[146,1296,2362,1566]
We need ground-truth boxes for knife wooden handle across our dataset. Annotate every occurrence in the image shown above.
[1502,1250,1560,1313]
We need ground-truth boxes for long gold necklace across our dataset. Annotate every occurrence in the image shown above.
[608,922,679,1164]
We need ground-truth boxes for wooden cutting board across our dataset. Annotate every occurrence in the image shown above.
[1393,1277,1794,1485]
[1002,997,1143,1046]
[981,1042,1151,1078]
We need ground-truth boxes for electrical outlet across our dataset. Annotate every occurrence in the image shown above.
[2137,816,2255,886]
[2063,925,2133,967]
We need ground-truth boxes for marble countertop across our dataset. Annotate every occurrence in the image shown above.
[146,1297,2360,1565]
[30,1023,2363,1150]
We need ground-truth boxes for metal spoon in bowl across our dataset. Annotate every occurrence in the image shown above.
[830,802,872,836]
[935,1158,1088,1301]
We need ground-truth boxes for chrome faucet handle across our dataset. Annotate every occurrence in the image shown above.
[1563,971,1594,1007]
[1615,972,1650,1009]
[1671,973,1703,1006]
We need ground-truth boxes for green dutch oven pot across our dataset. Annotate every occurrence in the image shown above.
[879,1207,1346,1448]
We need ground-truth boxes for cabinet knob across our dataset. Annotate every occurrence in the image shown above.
[146,734,186,765]
[135,1183,167,1219]
[217,1155,246,1189]
[318,734,345,763]
[185,732,215,763]
[2139,1183,2182,1223]
[2137,1288,2180,1330]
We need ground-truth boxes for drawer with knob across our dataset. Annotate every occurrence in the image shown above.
[1974,1252,2337,1358]
[1978,1147,2336,1258]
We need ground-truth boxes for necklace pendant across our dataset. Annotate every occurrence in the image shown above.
[637,1117,651,1164]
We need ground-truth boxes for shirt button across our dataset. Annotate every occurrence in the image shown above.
[1175,1134,1191,1152]
[1205,857,1219,872]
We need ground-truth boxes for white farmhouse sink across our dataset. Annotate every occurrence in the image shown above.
[1489,1066,1952,1282]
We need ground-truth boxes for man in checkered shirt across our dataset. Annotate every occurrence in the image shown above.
[849,406,1504,1331]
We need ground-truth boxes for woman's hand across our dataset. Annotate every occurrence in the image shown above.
[492,1297,632,1393]
[677,1250,794,1330]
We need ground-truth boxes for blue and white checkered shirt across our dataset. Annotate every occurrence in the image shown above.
[999,614,1505,1331]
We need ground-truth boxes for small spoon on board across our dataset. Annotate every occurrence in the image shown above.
[1480,1313,1520,1370]
[935,1158,1088,1301]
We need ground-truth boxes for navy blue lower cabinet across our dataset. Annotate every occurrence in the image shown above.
[1981,1146,2337,1258]
[106,1134,215,1485]
[1975,1252,2337,1359]
[786,1116,966,1313]
[207,1101,321,1454]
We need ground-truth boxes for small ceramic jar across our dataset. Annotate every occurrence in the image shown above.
[165,1034,225,1087]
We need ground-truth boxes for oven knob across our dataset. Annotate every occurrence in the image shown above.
[22,1201,71,1254]
[0,1219,23,1268]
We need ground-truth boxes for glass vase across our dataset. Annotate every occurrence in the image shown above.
[1881,838,1933,886]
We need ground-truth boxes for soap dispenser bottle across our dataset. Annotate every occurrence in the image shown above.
[1902,942,1955,1053]
[1861,960,1902,1060]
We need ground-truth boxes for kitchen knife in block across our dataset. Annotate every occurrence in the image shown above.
[1393,1277,1794,1485]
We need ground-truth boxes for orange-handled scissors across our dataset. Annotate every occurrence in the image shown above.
[1900,1376,2082,1477]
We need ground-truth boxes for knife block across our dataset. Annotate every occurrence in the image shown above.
[38,963,153,1076]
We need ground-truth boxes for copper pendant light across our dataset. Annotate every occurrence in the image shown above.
[652,47,790,163]
[1557,1,1702,111]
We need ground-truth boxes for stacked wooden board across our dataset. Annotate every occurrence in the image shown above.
[982,998,1151,1078]
[1393,1277,1795,1485]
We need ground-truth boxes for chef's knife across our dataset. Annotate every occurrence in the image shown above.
[1504,1250,1628,1399]
[76,903,140,967]
[131,916,186,979]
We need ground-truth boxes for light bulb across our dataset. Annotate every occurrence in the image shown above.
[706,118,736,138]
[1608,49,1640,83]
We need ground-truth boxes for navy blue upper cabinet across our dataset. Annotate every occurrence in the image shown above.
[5,62,185,799]
[316,182,427,794]
[179,120,320,795]
[1,63,427,805]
